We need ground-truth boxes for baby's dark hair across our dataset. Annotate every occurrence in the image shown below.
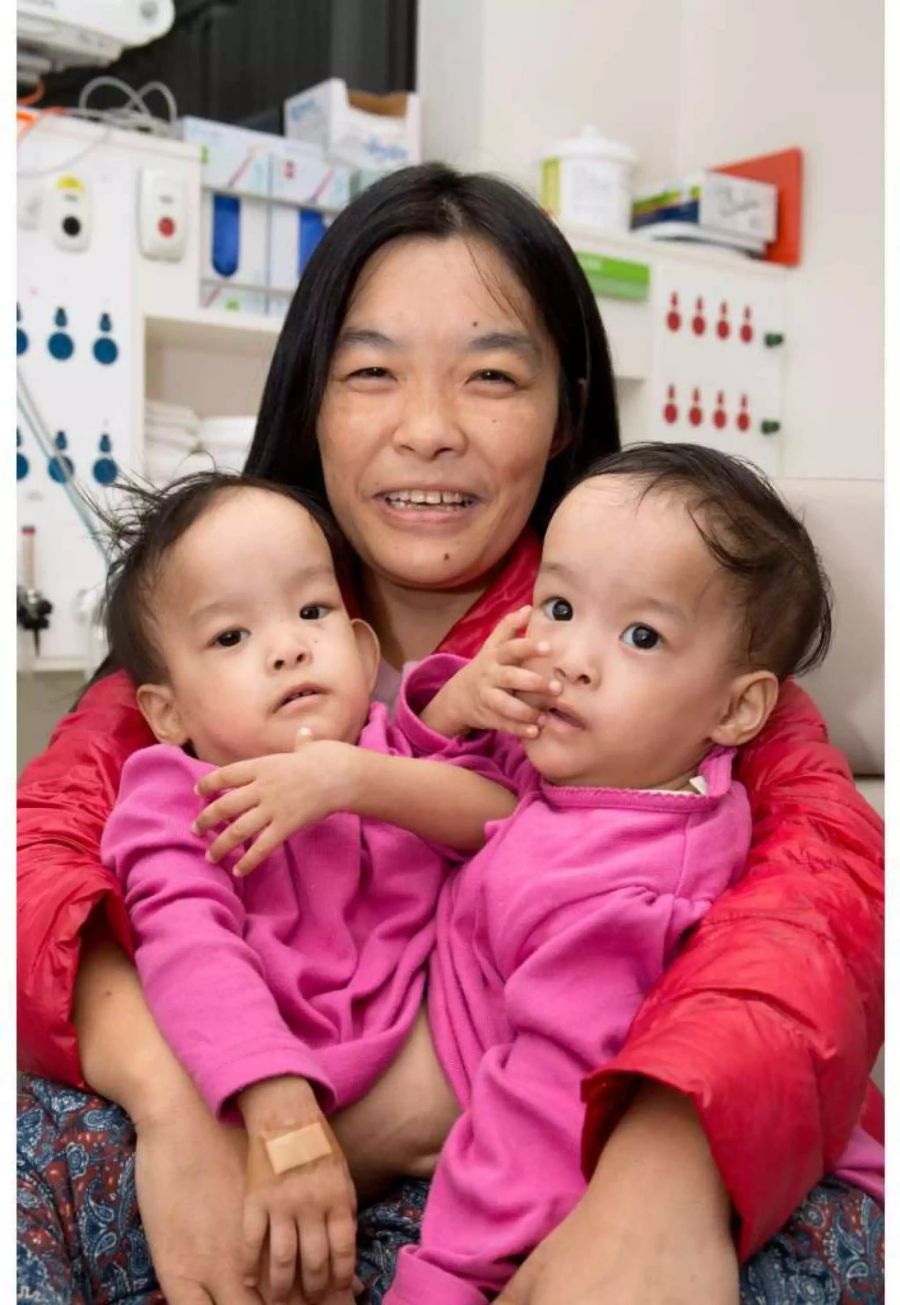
[99,471,347,685]
[574,443,832,680]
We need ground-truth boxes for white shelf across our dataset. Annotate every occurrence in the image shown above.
[560,225,787,279]
[145,307,281,356]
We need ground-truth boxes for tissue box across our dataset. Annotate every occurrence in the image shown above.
[284,79,421,170]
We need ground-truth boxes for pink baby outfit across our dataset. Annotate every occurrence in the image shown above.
[385,655,885,1305]
[101,701,463,1120]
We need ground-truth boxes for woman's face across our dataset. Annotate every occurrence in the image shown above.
[317,235,562,592]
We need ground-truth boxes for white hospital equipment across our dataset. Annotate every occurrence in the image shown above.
[18,0,175,85]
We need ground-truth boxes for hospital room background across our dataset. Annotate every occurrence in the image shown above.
[15,0,885,1078]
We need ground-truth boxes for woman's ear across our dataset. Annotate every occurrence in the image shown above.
[351,619,381,692]
[136,683,190,747]
[710,671,780,749]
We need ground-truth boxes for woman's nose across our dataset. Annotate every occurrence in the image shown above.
[393,387,466,459]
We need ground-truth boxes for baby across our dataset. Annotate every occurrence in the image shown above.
[98,471,516,1305]
[360,442,881,1304]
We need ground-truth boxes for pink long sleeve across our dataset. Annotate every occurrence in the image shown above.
[102,746,335,1119]
[387,850,743,1304]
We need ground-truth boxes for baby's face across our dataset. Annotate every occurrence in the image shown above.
[141,488,377,766]
[523,475,746,790]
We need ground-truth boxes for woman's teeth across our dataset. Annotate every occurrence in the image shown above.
[383,490,475,510]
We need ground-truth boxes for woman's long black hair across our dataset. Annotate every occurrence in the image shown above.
[245,162,620,534]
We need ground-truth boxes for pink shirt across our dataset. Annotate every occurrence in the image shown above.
[101,702,459,1121]
[385,655,884,1305]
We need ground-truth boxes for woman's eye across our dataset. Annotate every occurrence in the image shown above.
[472,369,514,385]
[299,604,331,620]
[622,623,661,650]
[541,597,573,621]
[348,366,390,380]
[213,629,248,648]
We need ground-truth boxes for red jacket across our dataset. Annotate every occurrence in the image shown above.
[17,532,883,1259]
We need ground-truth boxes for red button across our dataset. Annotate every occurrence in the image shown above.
[158,216,175,237]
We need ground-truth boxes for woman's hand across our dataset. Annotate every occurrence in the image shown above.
[423,606,560,739]
[240,1079,357,1304]
[132,1073,274,1305]
[495,1082,739,1305]
[193,737,356,876]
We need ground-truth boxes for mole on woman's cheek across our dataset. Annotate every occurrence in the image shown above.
[443,553,450,562]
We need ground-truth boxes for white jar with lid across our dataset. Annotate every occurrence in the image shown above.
[541,126,637,235]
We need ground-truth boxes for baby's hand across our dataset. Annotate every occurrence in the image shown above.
[243,1114,357,1304]
[427,606,560,739]
[193,735,354,876]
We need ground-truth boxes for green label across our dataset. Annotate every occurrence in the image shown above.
[541,158,560,217]
[575,251,651,301]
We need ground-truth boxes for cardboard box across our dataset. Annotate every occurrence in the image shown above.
[284,79,421,170]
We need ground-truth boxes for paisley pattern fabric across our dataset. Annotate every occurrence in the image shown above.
[18,1075,884,1305]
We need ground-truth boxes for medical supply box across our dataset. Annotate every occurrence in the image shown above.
[284,78,421,170]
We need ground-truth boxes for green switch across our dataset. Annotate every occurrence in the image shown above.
[760,419,781,435]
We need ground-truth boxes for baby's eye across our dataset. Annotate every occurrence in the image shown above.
[213,629,248,648]
[541,597,573,621]
[622,623,661,650]
[299,604,331,620]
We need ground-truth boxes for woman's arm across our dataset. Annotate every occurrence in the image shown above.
[496,1083,738,1305]
[578,680,884,1258]
[17,669,153,1083]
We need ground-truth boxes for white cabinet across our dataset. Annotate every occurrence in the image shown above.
[562,227,789,476]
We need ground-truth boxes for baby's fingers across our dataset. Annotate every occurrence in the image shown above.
[233,825,284,878]
[491,664,560,698]
[327,1210,357,1292]
[268,1214,299,1304]
[494,635,551,666]
[241,1199,269,1286]
[483,606,533,650]
[193,786,258,836]
[484,686,544,727]
[195,760,256,797]
[298,1216,331,1303]
[206,807,267,864]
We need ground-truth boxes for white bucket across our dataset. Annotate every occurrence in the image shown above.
[541,126,637,236]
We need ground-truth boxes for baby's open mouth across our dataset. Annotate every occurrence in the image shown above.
[379,489,478,512]
[546,705,584,730]
[277,687,323,710]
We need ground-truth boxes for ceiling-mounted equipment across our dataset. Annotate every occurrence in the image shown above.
[17,1,175,85]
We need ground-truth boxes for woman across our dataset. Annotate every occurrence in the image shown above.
[18,165,884,1305]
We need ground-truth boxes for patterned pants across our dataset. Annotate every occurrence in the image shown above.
[18,1075,884,1304]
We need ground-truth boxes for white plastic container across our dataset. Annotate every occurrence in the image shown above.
[541,127,637,236]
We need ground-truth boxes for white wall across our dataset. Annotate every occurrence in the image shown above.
[419,0,683,193]
[676,0,884,479]
[417,0,884,480]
